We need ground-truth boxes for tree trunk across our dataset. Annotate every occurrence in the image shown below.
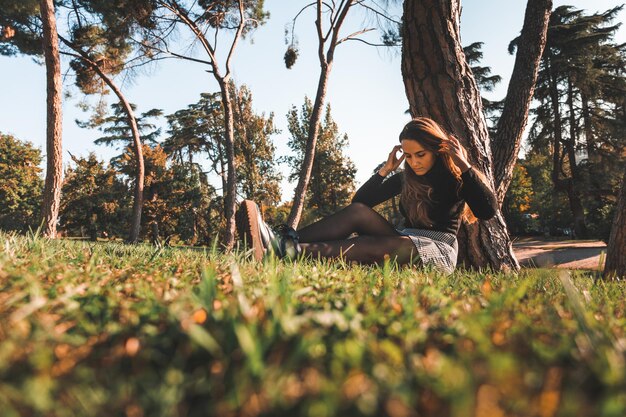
[287,66,331,228]
[40,0,63,238]
[286,0,353,228]
[581,92,595,162]
[547,51,563,188]
[565,74,588,238]
[58,36,145,243]
[604,163,626,278]
[401,0,518,271]
[546,49,568,235]
[219,80,237,250]
[492,0,552,203]
[97,88,144,243]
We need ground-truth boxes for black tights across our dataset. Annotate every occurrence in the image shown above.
[297,203,419,265]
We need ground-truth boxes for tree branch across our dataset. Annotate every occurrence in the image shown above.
[316,0,326,65]
[291,1,317,40]
[224,0,246,79]
[336,27,375,45]
[326,0,353,63]
[355,1,401,24]
[159,0,219,73]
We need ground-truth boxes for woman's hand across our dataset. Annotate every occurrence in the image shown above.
[439,136,472,172]
[379,145,405,177]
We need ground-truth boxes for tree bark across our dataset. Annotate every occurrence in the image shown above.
[604,166,626,278]
[218,79,237,249]
[401,0,519,271]
[40,0,63,238]
[492,0,552,203]
[287,66,330,228]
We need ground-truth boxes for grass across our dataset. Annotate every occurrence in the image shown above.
[0,231,625,417]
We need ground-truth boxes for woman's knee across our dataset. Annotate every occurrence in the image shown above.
[345,202,380,221]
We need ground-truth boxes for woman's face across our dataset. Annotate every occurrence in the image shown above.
[401,139,437,176]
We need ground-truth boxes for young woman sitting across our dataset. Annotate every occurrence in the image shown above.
[236,117,497,273]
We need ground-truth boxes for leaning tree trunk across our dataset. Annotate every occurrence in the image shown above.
[492,0,552,202]
[402,0,548,270]
[287,0,353,229]
[604,166,626,278]
[121,100,145,243]
[40,0,63,238]
[57,36,145,242]
[287,67,330,228]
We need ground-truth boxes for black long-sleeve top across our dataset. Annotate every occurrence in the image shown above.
[352,158,497,234]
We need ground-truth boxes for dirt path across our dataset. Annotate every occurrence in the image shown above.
[512,237,607,270]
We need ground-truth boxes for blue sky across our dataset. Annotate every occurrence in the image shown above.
[1,0,624,200]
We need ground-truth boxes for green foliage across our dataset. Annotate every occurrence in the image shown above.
[195,0,269,35]
[0,0,42,56]
[230,83,282,206]
[284,98,357,223]
[1,233,626,416]
[463,42,503,131]
[82,102,162,149]
[0,133,43,232]
[517,151,575,235]
[164,92,223,166]
[114,145,220,245]
[503,163,537,235]
[60,153,130,240]
[527,5,626,239]
[165,85,282,207]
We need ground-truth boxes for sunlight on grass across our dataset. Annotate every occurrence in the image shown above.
[0,232,625,417]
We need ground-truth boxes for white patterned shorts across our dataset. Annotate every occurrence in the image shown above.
[396,228,458,274]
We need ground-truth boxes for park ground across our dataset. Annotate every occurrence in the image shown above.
[512,237,608,271]
[0,232,624,417]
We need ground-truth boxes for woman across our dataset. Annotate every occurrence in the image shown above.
[236,117,497,273]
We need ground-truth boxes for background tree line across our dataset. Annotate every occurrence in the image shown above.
[501,5,626,243]
[0,85,356,244]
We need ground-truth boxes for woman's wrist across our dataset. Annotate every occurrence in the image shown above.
[456,159,472,173]
[378,168,390,177]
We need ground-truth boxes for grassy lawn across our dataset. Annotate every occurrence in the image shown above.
[0,232,625,417]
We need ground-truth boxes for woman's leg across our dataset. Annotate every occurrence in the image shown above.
[297,202,399,243]
[300,235,420,265]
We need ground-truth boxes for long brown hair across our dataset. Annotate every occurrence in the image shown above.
[399,117,477,227]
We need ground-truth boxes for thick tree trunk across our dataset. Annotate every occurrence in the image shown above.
[287,66,331,228]
[40,0,63,238]
[604,166,626,278]
[401,0,518,271]
[492,0,551,203]
[219,80,237,250]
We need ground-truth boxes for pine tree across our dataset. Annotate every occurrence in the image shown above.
[165,84,282,225]
[529,5,625,239]
[284,98,356,224]
[231,83,282,207]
